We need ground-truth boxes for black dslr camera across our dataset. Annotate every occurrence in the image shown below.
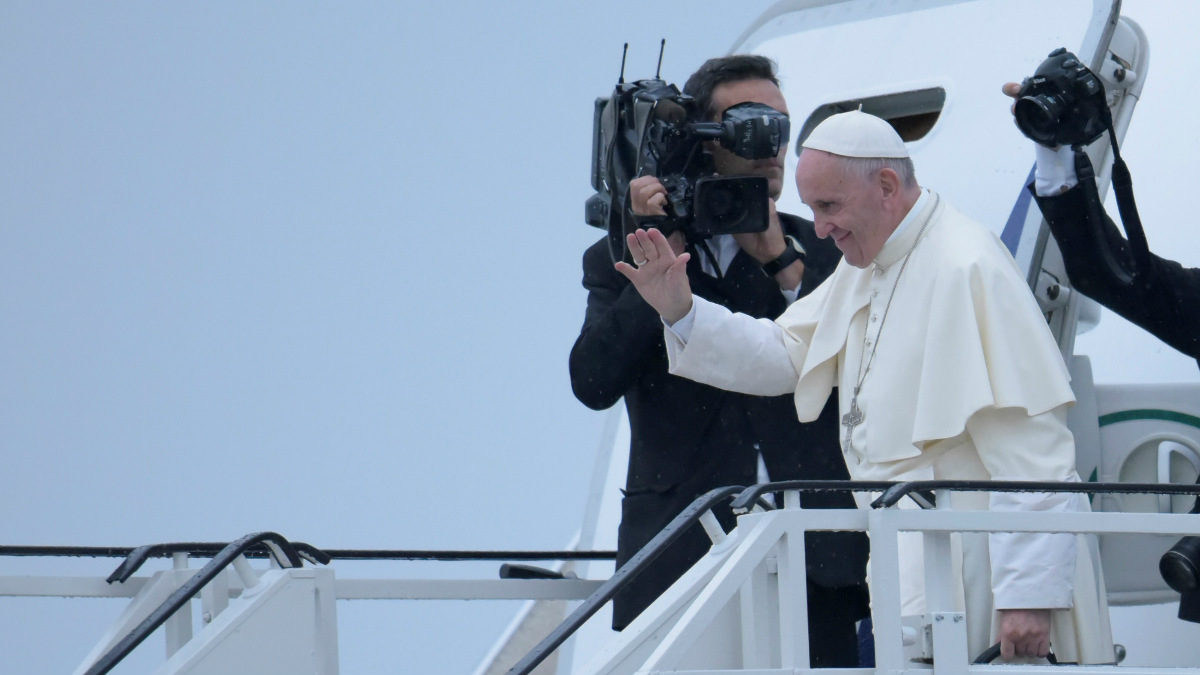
[1014,47,1110,148]
[586,69,789,263]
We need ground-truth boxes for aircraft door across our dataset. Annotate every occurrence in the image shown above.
[1095,382,1200,604]
[731,0,1132,359]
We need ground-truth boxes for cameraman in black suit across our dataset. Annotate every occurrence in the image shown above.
[570,55,869,667]
[1004,79,1200,622]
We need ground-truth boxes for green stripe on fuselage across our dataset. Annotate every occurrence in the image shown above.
[1098,409,1200,429]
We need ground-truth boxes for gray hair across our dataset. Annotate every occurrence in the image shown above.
[840,156,918,189]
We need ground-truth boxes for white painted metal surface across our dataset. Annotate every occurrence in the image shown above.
[3,483,1199,673]
[574,496,1200,674]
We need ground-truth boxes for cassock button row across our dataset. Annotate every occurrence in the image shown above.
[871,315,878,322]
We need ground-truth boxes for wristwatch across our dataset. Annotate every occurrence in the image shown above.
[761,235,806,276]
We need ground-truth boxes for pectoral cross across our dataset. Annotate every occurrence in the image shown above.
[841,395,864,448]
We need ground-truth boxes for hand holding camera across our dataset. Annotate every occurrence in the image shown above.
[628,175,689,256]
[1009,50,1200,622]
[629,175,793,273]
[1006,48,1153,287]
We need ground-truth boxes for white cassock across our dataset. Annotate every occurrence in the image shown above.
[666,190,1114,663]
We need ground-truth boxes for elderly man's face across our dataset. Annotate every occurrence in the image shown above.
[707,78,789,200]
[795,149,891,268]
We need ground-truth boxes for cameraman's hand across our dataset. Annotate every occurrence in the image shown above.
[630,176,669,216]
[615,228,693,324]
[734,200,804,290]
[1002,81,1021,112]
[628,176,687,255]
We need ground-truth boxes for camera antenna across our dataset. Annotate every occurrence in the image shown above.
[618,43,628,84]
[655,39,666,79]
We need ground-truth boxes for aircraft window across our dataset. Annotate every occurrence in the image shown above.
[796,87,946,153]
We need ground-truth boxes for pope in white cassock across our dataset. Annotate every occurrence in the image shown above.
[615,110,1114,664]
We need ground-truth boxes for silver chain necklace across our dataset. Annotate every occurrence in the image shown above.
[841,194,940,450]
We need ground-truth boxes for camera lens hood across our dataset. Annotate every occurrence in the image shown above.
[1161,536,1200,594]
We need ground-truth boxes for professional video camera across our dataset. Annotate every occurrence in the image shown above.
[585,46,790,264]
[1013,47,1111,148]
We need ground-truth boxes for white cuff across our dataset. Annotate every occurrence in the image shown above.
[989,479,1080,609]
[781,283,801,305]
[663,298,699,343]
[1033,144,1078,196]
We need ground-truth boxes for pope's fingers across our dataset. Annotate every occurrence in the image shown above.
[642,227,679,260]
[629,229,658,264]
[614,260,641,285]
[1018,638,1048,658]
[999,635,1049,660]
[625,231,650,265]
[1002,81,1021,98]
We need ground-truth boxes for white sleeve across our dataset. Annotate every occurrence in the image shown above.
[1033,143,1079,197]
[663,297,698,342]
[966,405,1079,609]
[780,282,801,305]
[664,296,800,397]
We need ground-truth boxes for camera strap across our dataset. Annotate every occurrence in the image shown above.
[1071,145,1154,290]
[1072,149,1133,286]
[1105,132,1155,284]
[693,238,723,281]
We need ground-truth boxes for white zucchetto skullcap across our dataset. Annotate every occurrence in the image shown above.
[801,110,909,159]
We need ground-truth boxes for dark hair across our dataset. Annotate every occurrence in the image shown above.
[683,54,780,121]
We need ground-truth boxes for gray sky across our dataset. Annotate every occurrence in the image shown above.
[1,1,1197,674]
[0,2,777,673]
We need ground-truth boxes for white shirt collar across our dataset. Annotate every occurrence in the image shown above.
[882,187,929,248]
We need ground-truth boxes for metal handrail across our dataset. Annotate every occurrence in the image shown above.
[81,531,304,675]
[0,544,614,562]
[506,485,746,675]
[0,539,622,674]
[508,479,1200,675]
[0,543,617,589]
[873,479,1200,508]
[105,540,326,584]
[729,479,899,512]
[290,547,617,561]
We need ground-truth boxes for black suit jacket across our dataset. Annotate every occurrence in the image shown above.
[1034,184,1200,620]
[569,213,868,630]
[1033,183,1200,360]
